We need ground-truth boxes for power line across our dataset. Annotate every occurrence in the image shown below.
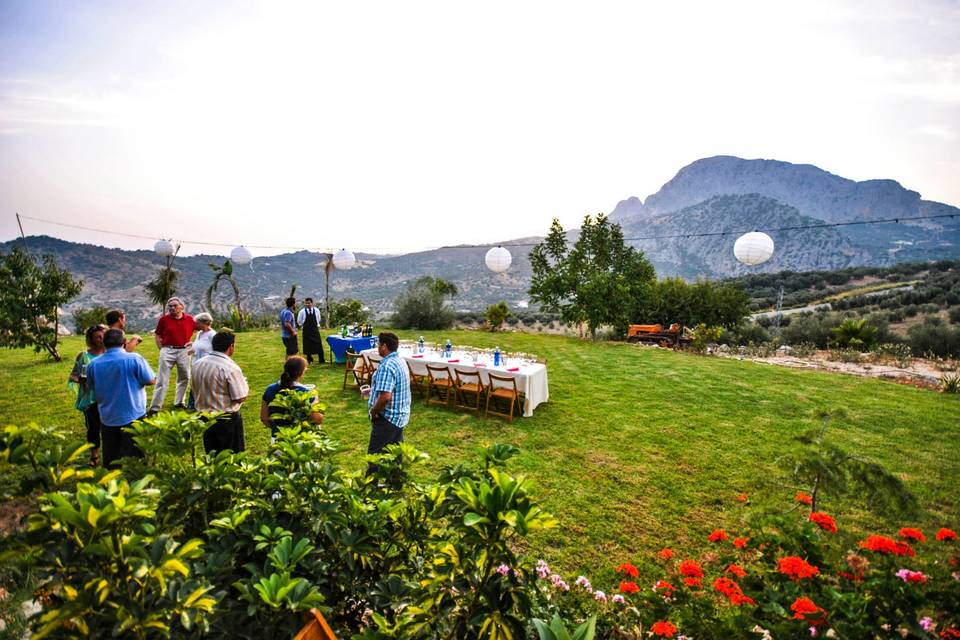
[15,211,958,254]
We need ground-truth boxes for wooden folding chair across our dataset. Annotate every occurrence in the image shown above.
[485,373,521,422]
[453,368,486,415]
[294,608,337,640]
[406,359,427,399]
[343,351,370,390]
[365,353,382,372]
[425,364,455,408]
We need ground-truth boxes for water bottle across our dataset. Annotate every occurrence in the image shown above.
[494,346,501,366]
[445,339,452,358]
[341,324,347,338]
[418,336,425,353]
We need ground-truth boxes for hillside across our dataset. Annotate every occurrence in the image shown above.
[5,155,960,321]
[611,156,960,264]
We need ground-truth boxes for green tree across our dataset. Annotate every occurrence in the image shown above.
[72,305,111,334]
[144,266,179,311]
[329,298,370,327]
[0,247,83,361]
[636,278,750,329]
[528,215,655,338]
[392,276,458,329]
[205,260,244,330]
[830,317,878,351]
[485,301,510,331]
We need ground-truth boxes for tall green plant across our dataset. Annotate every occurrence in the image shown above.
[0,247,83,361]
[528,215,655,338]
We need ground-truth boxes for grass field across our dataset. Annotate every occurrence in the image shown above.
[1,329,958,576]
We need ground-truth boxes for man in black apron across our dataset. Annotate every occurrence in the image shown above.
[297,298,325,364]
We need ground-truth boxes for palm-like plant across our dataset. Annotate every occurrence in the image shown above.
[830,317,877,351]
[205,260,244,330]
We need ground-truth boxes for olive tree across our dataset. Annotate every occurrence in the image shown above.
[0,246,83,361]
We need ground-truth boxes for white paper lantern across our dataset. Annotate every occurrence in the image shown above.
[230,246,253,265]
[734,232,774,266]
[332,248,356,270]
[154,239,175,257]
[485,246,512,273]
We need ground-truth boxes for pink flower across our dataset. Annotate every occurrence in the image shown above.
[496,564,510,576]
[895,568,928,584]
[575,576,592,590]
[594,590,607,601]
[535,560,550,579]
[920,617,934,632]
[809,626,817,637]
[612,594,625,604]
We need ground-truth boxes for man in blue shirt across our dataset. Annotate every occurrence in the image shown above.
[87,329,156,468]
[365,332,411,475]
[280,296,298,356]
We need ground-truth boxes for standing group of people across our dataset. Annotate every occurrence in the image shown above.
[69,297,410,475]
[280,296,326,363]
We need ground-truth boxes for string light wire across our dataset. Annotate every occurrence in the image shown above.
[15,211,958,254]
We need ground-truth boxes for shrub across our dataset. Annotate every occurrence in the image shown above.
[781,314,835,348]
[872,343,913,368]
[828,348,863,364]
[908,317,960,358]
[328,298,370,328]
[948,305,960,324]
[690,324,724,353]
[732,321,771,346]
[830,318,878,351]
[71,305,111,334]
[391,277,457,330]
[485,301,510,331]
[942,373,960,394]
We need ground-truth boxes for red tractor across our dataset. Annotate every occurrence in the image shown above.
[626,323,694,348]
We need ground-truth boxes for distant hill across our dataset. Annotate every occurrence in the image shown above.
[4,156,958,322]
[610,155,960,268]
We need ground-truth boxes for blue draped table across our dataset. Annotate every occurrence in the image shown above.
[326,335,377,363]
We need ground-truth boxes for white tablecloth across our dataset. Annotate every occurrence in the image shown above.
[361,347,549,417]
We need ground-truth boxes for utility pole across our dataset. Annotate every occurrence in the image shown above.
[772,285,785,338]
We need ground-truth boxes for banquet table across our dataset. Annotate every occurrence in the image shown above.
[361,346,549,417]
[327,335,378,363]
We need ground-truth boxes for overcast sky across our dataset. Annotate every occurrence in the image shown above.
[1,0,958,257]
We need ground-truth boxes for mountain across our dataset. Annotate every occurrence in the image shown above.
[4,156,958,323]
[610,155,960,266]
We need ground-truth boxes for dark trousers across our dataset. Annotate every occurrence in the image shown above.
[366,416,404,475]
[203,412,245,455]
[83,404,102,448]
[282,336,299,356]
[101,422,144,469]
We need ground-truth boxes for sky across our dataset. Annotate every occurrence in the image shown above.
[1,0,958,257]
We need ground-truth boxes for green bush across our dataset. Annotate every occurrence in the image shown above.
[908,317,960,358]
[71,305,110,334]
[391,277,457,330]
[485,301,510,331]
[830,318,878,351]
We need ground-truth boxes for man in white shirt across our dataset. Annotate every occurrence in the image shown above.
[297,297,325,364]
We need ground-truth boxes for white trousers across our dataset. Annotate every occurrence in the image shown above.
[150,346,191,412]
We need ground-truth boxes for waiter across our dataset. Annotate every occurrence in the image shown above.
[297,298,325,364]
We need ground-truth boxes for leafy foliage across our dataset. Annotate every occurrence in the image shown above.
[635,277,750,330]
[392,276,458,330]
[830,317,878,350]
[0,247,83,361]
[528,216,656,337]
[72,305,110,334]
[144,266,179,310]
[485,301,511,331]
[328,298,370,328]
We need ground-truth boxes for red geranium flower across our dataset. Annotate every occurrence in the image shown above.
[859,535,915,557]
[899,527,926,543]
[653,579,676,594]
[708,529,729,542]
[619,580,640,593]
[726,563,747,578]
[658,548,675,560]
[778,556,820,581]
[809,512,838,533]
[790,596,823,621]
[733,537,749,549]
[712,577,756,606]
[679,559,704,587]
[650,620,677,638]
[937,527,958,542]
[615,562,639,578]
[736,493,749,502]
[795,492,813,505]
[941,629,960,639]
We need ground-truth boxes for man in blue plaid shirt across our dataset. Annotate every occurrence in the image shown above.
[366,332,411,474]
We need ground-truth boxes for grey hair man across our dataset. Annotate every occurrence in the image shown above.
[148,297,196,413]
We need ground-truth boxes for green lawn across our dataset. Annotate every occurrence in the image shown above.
[1,329,958,575]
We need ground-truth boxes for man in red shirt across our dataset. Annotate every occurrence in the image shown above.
[148,297,196,414]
